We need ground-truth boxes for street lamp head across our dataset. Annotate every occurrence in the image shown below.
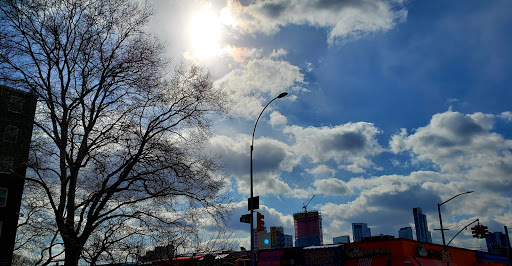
[277,92,288,98]
[466,191,474,194]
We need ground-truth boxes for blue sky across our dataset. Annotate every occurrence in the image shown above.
[152,0,512,250]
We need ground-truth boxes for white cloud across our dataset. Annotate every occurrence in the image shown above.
[208,134,304,197]
[306,164,336,178]
[269,111,287,126]
[284,122,384,173]
[389,110,512,174]
[214,57,304,119]
[225,46,263,64]
[314,178,352,196]
[222,0,408,44]
[269,48,288,59]
[500,111,512,121]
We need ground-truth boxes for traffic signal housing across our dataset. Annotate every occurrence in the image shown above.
[256,212,265,232]
[471,225,480,238]
[472,225,490,239]
[481,226,489,238]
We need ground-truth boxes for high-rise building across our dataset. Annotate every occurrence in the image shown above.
[270,226,285,249]
[284,234,293,248]
[486,232,509,255]
[293,211,323,247]
[413,207,432,243]
[333,235,350,244]
[398,227,414,240]
[352,223,371,242]
[0,86,37,265]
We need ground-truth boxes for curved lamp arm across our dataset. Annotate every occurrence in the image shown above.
[251,92,288,148]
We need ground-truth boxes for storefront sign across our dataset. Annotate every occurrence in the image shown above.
[345,246,390,258]
[416,244,449,261]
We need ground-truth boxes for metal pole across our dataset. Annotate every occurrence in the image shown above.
[436,191,473,266]
[250,93,287,266]
[438,203,446,248]
[250,144,255,266]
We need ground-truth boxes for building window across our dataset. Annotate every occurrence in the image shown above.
[0,157,14,174]
[0,188,7,207]
[3,125,18,143]
[8,95,24,113]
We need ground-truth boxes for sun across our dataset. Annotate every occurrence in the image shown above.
[188,6,223,59]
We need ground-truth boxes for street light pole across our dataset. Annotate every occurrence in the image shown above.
[437,190,473,265]
[250,92,288,266]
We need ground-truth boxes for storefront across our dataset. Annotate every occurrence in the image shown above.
[344,238,477,266]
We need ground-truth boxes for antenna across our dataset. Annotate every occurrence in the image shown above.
[302,195,315,213]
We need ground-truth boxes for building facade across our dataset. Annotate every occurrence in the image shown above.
[352,223,371,243]
[293,211,323,247]
[270,226,285,249]
[0,86,37,265]
[486,232,509,255]
[398,226,414,240]
[413,207,432,243]
[333,235,350,244]
[284,234,293,248]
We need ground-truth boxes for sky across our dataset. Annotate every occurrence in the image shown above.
[150,0,512,251]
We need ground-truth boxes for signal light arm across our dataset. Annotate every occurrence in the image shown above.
[446,218,479,247]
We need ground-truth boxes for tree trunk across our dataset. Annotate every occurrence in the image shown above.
[64,241,83,266]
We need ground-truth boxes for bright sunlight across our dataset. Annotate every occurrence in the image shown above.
[188,6,223,59]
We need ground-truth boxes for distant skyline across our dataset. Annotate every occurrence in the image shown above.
[151,0,512,250]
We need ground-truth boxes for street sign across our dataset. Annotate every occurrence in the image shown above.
[248,196,259,211]
[240,214,251,223]
[441,250,451,262]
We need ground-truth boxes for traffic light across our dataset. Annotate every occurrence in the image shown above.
[256,212,265,232]
[476,225,483,238]
[471,225,479,238]
[481,226,489,238]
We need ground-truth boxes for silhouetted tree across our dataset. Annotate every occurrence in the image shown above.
[0,0,229,265]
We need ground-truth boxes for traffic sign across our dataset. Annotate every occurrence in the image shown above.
[240,214,251,223]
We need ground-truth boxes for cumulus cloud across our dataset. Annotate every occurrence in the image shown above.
[306,165,336,178]
[284,122,384,172]
[269,111,287,126]
[389,111,512,172]
[225,46,263,64]
[214,57,305,119]
[208,134,302,197]
[314,178,352,196]
[500,111,512,121]
[222,0,408,44]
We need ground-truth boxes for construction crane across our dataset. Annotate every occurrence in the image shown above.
[302,194,315,213]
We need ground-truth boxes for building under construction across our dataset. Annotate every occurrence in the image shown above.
[293,211,323,247]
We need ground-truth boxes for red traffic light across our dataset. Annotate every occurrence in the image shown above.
[256,212,265,232]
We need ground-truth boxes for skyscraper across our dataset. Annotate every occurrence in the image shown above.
[352,223,371,242]
[0,86,37,265]
[398,227,414,240]
[413,207,432,243]
[486,232,508,255]
[294,211,323,247]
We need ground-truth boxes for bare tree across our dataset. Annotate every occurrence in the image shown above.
[0,0,230,265]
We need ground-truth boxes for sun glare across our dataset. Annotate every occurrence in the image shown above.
[188,6,223,59]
